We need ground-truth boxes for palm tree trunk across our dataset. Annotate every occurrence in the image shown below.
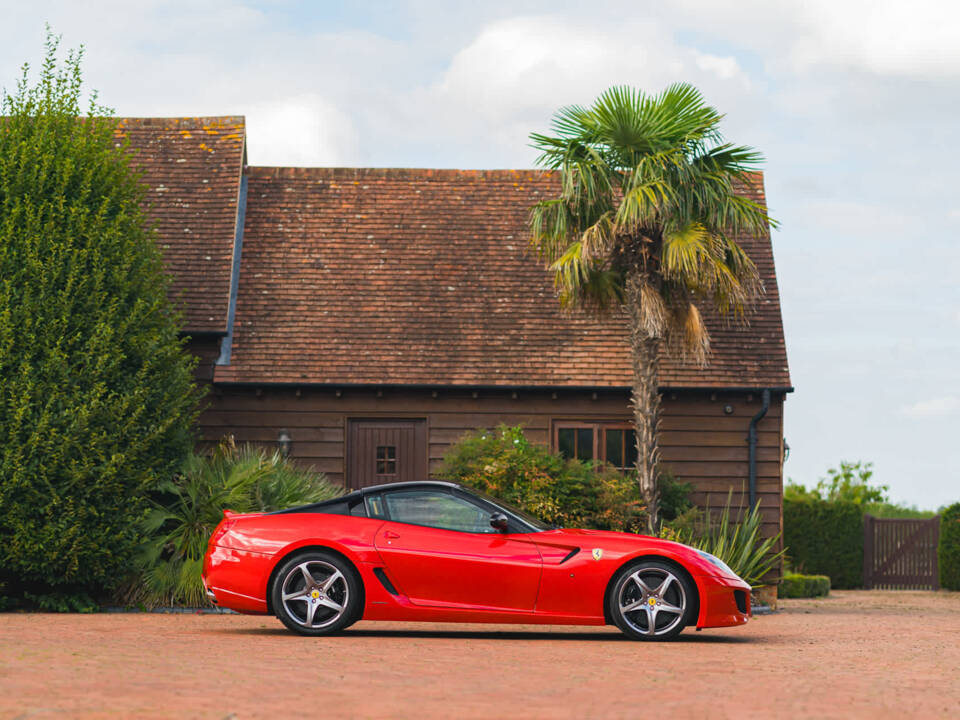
[626,278,662,535]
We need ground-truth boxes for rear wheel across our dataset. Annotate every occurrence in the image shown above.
[271,551,361,636]
[609,560,696,641]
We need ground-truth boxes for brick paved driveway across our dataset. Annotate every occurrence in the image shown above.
[1,590,957,719]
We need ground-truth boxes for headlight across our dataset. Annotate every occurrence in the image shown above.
[695,550,737,577]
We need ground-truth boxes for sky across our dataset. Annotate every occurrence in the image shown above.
[2,0,958,509]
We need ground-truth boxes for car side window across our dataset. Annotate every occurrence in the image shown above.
[382,490,494,533]
[366,494,386,519]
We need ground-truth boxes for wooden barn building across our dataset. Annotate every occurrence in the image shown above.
[119,116,792,540]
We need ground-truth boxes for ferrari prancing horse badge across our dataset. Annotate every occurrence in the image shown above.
[592,548,603,561]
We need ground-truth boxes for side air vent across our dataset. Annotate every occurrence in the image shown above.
[734,589,748,614]
[559,548,580,564]
[373,567,399,595]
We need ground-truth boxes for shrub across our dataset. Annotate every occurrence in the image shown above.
[939,503,960,591]
[658,471,694,521]
[0,32,201,607]
[783,498,863,588]
[132,438,343,606]
[663,492,785,588]
[437,425,645,532]
[779,573,830,598]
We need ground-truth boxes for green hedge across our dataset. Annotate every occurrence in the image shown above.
[783,498,863,588]
[0,34,200,607]
[939,503,960,591]
[779,573,830,598]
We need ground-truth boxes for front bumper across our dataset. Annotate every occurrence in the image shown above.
[694,574,752,629]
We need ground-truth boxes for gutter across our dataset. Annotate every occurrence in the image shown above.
[747,388,771,509]
[216,168,248,366]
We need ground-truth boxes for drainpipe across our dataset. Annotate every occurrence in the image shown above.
[747,388,771,509]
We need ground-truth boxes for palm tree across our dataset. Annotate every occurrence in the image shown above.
[529,84,774,532]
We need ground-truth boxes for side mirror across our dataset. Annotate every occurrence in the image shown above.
[490,512,509,533]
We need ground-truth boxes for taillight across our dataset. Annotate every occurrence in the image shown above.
[208,510,238,547]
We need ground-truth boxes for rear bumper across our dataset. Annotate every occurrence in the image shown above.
[694,574,752,629]
[202,545,271,614]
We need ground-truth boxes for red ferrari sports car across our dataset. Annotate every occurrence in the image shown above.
[202,481,751,640]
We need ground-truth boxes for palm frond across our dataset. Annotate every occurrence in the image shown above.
[550,241,623,311]
[661,222,712,281]
[679,302,710,365]
[635,281,669,338]
[132,437,344,607]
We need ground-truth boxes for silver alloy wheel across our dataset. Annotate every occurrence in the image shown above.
[280,560,349,629]
[617,567,687,637]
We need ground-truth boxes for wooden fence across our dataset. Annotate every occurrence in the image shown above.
[863,515,940,590]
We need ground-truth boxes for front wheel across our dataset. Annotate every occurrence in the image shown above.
[609,560,696,641]
[271,551,361,636]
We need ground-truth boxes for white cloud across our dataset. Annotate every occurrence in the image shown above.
[787,0,960,77]
[901,396,960,419]
[246,95,360,167]
[407,14,757,165]
[694,52,750,85]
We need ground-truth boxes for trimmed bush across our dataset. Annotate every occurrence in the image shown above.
[783,498,863,588]
[0,33,201,607]
[437,425,645,532]
[779,572,830,598]
[939,503,960,591]
[133,437,343,607]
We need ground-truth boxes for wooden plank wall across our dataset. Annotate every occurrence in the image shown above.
[184,335,223,383]
[197,386,785,541]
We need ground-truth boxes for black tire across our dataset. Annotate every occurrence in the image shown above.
[271,551,362,636]
[608,559,696,641]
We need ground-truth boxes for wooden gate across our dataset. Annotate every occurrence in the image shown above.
[863,515,940,590]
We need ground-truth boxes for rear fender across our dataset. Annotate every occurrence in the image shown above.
[264,540,369,616]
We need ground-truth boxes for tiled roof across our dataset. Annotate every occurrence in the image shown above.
[214,167,790,389]
[116,117,245,333]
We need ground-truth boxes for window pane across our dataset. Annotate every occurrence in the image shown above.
[367,495,386,518]
[576,428,594,460]
[558,428,576,459]
[376,445,397,474]
[384,491,493,533]
[624,429,638,470]
[605,429,623,467]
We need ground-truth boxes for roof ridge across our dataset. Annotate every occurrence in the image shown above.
[116,116,246,128]
[242,166,764,185]
[244,166,554,180]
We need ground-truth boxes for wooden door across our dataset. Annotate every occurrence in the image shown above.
[346,419,427,489]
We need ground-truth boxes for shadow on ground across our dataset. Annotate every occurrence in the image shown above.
[218,625,752,643]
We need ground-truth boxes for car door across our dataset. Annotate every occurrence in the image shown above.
[371,488,542,611]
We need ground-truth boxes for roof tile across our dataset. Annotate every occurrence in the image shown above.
[214,167,790,389]
[116,116,245,333]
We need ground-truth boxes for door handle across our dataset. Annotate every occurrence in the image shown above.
[384,530,400,539]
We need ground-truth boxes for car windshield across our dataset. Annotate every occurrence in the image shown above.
[462,487,553,531]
